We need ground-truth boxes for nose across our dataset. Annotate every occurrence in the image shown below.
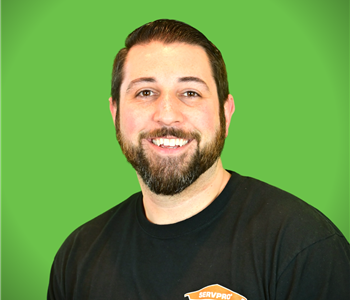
[153,93,184,126]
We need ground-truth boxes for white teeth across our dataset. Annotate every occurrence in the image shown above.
[152,138,189,148]
[152,139,158,146]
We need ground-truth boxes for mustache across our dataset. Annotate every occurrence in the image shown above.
[139,127,201,142]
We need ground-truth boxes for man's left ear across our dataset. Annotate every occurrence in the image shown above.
[224,94,235,137]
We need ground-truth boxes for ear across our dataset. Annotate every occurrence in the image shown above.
[109,97,117,126]
[224,94,235,137]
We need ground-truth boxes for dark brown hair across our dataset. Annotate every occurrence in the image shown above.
[111,19,229,109]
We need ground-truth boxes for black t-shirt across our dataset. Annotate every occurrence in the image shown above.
[48,171,350,300]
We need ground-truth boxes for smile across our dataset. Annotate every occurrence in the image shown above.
[151,138,189,148]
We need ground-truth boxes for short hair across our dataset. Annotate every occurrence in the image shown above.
[111,19,229,109]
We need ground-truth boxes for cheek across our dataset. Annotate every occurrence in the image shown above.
[119,105,150,139]
[189,105,220,133]
[119,111,138,138]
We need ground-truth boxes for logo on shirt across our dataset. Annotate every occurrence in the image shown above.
[184,284,247,300]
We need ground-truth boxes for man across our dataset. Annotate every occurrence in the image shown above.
[48,19,349,300]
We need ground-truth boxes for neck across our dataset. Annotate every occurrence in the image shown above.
[137,159,231,225]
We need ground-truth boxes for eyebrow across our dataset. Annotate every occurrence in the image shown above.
[126,76,209,93]
[126,77,156,92]
[178,76,209,91]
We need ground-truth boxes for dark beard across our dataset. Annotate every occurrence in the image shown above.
[115,108,226,196]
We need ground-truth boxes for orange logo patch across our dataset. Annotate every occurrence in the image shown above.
[184,284,247,300]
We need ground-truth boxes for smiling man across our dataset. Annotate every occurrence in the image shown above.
[48,20,349,300]
[110,40,233,224]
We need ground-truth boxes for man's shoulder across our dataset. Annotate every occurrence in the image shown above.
[56,191,141,258]
[232,172,347,257]
[237,173,342,237]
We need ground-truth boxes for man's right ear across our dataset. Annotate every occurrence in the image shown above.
[109,97,117,126]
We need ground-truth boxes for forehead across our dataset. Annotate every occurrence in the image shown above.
[121,41,216,90]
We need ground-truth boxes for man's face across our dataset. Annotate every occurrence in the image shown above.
[111,41,232,195]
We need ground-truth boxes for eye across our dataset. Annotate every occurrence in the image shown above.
[183,91,200,98]
[137,90,154,97]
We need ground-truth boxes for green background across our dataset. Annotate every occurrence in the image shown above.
[1,0,349,299]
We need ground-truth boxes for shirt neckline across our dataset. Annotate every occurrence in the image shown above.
[136,170,241,239]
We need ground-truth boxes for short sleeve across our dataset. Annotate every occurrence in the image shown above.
[47,256,66,300]
[276,233,350,300]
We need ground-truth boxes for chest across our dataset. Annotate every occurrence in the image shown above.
[66,221,278,300]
